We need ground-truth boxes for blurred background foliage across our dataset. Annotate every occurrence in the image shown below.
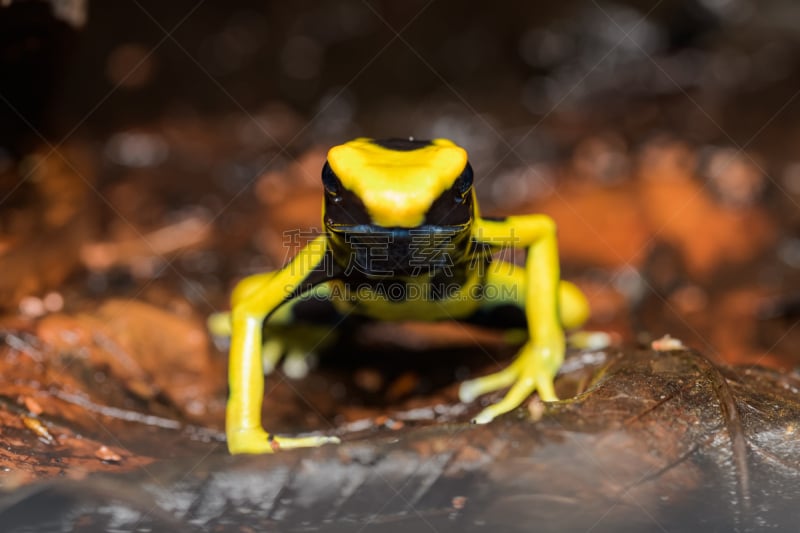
[3,0,800,364]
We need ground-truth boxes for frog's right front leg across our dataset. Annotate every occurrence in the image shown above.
[226,235,340,454]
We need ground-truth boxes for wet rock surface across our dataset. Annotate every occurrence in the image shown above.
[1,348,798,532]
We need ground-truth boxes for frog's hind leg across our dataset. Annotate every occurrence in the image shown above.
[225,235,342,453]
[460,260,589,335]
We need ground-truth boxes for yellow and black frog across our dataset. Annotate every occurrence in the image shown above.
[211,137,589,454]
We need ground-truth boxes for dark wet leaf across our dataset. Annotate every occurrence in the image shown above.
[0,348,797,533]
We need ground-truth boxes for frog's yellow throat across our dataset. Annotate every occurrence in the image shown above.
[326,138,469,228]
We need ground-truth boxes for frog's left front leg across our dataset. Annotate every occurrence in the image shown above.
[460,215,581,424]
[226,235,340,454]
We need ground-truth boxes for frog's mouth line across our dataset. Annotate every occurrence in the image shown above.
[325,222,471,238]
[325,223,474,278]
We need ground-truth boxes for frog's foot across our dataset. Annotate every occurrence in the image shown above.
[567,330,612,351]
[459,340,563,424]
[261,326,336,378]
[261,338,286,375]
[261,340,319,379]
[207,311,232,338]
[227,427,341,454]
[282,349,317,379]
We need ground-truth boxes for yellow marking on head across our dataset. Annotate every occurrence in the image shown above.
[327,138,468,227]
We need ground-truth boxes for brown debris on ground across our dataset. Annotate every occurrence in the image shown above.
[0,399,146,489]
[36,299,226,423]
[0,148,93,309]
[0,296,226,483]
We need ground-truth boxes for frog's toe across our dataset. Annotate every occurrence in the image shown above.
[207,311,232,338]
[227,427,340,454]
[282,349,317,379]
[469,369,554,424]
[262,338,285,375]
[462,341,562,424]
[568,330,612,350]
[270,433,341,451]
[471,406,501,425]
[458,357,523,403]
[470,376,536,424]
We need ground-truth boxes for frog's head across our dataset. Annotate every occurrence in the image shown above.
[322,137,474,232]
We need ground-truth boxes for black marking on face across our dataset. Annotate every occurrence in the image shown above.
[322,154,475,229]
[371,138,432,151]
[322,162,372,227]
[328,225,474,278]
[424,163,474,226]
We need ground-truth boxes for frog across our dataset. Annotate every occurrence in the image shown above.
[212,137,590,454]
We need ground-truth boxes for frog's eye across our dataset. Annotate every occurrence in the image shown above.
[321,163,342,201]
